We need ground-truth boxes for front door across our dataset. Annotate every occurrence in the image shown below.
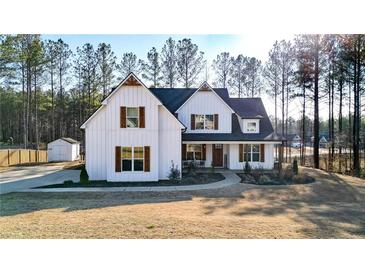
[212,144,223,167]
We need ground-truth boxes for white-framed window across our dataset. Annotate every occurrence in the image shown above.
[126,107,139,128]
[195,115,205,130]
[194,114,215,130]
[205,115,214,130]
[186,144,202,160]
[243,119,259,133]
[246,122,257,132]
[243,144,260,162]
[122,146,144,171]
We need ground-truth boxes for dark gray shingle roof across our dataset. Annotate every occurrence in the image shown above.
[150,87,279,141]
[60,137,79,144]
[182,114,281,142]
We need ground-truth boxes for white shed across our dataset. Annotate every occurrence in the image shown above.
[47,137,80,162]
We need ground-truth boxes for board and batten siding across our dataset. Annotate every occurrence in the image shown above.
[228,143,275,169]
[84,84,182,182]
[106,85,159,182]
[158,105,182,179]
[85,107,107,180]
[177,90,233,133]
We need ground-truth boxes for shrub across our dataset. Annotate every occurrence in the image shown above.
[239,174,256,184]
[187,161,196,175]
[258,174,271,185]
[244,160,251,174]
[292,157,299,175]
[80,166,89,184]
[64,180,74,185]
[282,166,294,181]
[168,161,181,182]
[292,174,314,184]
[251,169,261,182]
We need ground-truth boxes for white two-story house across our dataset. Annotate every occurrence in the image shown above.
[81,73,282,181]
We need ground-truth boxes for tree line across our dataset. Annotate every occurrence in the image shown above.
[0,34,364,176]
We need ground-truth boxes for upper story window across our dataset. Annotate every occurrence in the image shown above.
[247,122,257,132]
[126,107,139,128]
[243,119,259,133]
[193,114,217,130]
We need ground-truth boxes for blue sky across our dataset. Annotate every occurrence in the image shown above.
[42,34,294,64]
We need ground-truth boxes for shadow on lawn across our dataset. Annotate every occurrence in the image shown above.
[0,191,196,217]
[1,167,365,238]
[200,168,365,238]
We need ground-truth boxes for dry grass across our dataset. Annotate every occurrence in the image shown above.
[1,167,364,239]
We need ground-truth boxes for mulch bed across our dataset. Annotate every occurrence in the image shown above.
[36,172,225,188]
[237,172,315,185]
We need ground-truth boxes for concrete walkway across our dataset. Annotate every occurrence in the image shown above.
[15,172,241,193]
[0,169,80,194]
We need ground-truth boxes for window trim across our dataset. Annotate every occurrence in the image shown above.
[126,107,140,128]
[121,146,144,172]
[243,119,260,133]
[193,114,216,130]
[186,144,203,160]
[243,144,260,163]
[246,122,257,132]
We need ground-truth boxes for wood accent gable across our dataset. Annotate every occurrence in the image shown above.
[260,144,265,162]
[139,106,145,128]
[123,75,141,86]
[144,146,150,172]
[115,146,121,172]
[239,144,243,162]
[120,106,126,128]
[191,114,195,130]
[214,114,219,130]
[198,82,212,91]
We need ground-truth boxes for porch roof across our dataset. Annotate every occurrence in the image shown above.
[182,132,282,142]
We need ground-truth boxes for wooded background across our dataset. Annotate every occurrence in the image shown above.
[0,35,364,175]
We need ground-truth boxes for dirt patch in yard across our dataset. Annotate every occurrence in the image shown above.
[0,167,364,239]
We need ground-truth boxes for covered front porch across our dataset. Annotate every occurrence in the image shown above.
[182,141,278,170]
[182,143,229,169]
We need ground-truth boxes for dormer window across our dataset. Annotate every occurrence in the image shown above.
[247,122,257,132]
[243,119,259,133]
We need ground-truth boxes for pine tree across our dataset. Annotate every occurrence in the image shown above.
[176,38,204,88]
[96,43,116,98]
[118,52,142,79]
[161,37,177,88]
[212,52,233,88]
[141,47,163,87]
[244,57,263,97]
[228,55,247,98]
[263,41,281,134]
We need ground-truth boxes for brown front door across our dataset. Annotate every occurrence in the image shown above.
[212,144,223,167]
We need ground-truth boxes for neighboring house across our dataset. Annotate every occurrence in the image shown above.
[319,136,329,148]
[48,137,80,162]
[278,133,301,148]
[81,73,282,182]
[310,135,329,148]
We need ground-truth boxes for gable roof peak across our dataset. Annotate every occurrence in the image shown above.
[197,81,214,91]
